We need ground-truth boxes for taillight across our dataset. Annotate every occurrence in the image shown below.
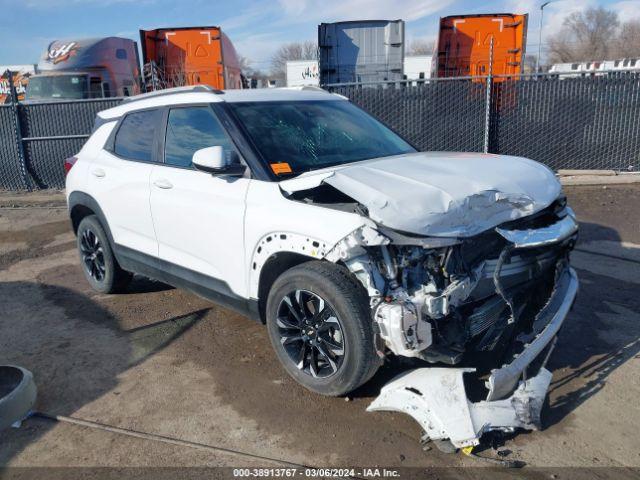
[64,156,78,176]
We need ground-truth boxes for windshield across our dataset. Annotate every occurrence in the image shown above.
[228,100,416,175]
[26,75,88,100]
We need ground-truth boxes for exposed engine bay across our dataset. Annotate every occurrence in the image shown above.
[280,153,579,450]
[320,195,578,369]
[286,179,578,450]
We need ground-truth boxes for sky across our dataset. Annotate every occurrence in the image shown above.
[0,0,638,69]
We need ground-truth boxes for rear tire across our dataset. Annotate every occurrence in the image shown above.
[77,215,132,294]
[266,261,379,396]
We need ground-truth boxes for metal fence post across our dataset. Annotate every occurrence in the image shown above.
[7,70,31,191]
[483,38,494,154]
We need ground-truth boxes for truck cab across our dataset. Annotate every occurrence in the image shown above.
[27,72,107,100]
[26,37,141,101]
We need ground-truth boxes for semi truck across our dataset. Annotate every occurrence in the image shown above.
[26,37,141,101]
[433,13,528,80]
[318,20,404,85]
[139,26,242,90]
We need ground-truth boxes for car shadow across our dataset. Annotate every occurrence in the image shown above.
[0,280,206,465]
[121,275,174,294]
[543,221,640,428]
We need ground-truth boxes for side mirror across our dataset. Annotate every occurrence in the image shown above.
[192,146,246,176]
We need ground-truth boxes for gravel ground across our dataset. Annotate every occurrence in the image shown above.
[0,185,639,477]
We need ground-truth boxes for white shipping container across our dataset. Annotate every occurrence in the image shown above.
[286,60,319,87]
[404,55,432,80]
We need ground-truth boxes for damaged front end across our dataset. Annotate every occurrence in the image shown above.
[281,158,579,447]
[324,195,579,448]
[368,265,577,449]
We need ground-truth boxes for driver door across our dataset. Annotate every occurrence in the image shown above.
[149,105,250,297]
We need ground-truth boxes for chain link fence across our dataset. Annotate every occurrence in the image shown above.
[489,73,640,171]
[329,78,488,152]
[0,82,122,190]
[1,73,639,191]
[19,98,122,189]
[328,72,640,172]
[0,104,28,190]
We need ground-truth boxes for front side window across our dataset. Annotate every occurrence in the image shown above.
[113,109,160,162]
[228,100,415,175]
[164,106,235,168]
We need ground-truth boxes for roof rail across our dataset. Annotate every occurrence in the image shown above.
[279,86,329,93]
[123,85,224,103]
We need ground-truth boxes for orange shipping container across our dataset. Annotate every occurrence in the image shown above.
[434,13,528,81]
[140,26,242,90]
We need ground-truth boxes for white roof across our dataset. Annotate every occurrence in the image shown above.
[98,86,344,120]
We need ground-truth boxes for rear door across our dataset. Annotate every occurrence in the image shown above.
[149,105,250,296]
[88,108,161,257]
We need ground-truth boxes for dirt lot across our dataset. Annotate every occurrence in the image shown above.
[0,185,639,475]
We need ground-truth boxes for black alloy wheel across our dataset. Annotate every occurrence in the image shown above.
[76,215,132,294]
[266,261,380,396]
[79,228,106,282]
[275,289,346,378]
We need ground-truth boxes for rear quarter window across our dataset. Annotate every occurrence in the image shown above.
[113,109,161,162]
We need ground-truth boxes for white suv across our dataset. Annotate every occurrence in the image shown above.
[66,85,578,398]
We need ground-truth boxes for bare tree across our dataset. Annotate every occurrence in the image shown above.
[270,41,318,79]
[408,39,434,56]
[238,55,270,88]
[547,7,619,63]
[615,19,640,58]
[522,53,538,74]
[238,55,252,72]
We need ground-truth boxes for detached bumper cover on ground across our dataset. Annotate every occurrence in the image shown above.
[368,267,578,448]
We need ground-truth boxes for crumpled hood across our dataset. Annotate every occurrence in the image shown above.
[280,152,561,237]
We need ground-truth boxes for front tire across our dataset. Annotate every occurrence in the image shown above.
[77,215,132,294]
[266,261,379,396]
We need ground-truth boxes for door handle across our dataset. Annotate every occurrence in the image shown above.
[92,168,106,178]
[153,179,173,189]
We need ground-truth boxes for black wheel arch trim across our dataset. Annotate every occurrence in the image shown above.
[68,191,116,246]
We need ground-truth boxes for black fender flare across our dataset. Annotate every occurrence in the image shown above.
[68,191,116,251]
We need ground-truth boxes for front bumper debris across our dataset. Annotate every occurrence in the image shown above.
[368,367,552,449]
[367,267,578,449]
[487,266,578,400]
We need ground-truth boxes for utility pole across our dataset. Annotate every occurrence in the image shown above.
[536,2,552,73]
[536,0,567,73]
[483,37,494,154]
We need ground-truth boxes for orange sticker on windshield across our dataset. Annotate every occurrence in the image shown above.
[271,162,292,175]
